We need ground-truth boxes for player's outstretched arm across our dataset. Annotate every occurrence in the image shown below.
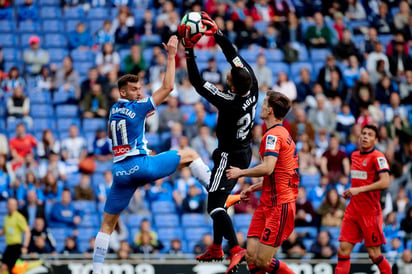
[342,172,390,198]
[152,35,178,106]
[226,156,277,179]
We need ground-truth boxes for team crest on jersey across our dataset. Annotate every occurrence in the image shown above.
[266,135,277,150]
[232,57,244,68]
[203,82,219,94]
[377,157,389,169]
[363,160,367,166]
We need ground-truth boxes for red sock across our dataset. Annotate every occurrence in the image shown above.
[335,255,351,274]
[247,263,265,274]
[372,255,392,274]
[264,258,294,274]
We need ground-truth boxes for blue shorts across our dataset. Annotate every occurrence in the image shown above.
[104,150,180,214]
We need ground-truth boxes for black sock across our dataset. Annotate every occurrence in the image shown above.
[211,209,239,247]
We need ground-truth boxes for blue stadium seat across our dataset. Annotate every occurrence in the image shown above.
[0,214,6,226]
[0,20,15,32]
[56,104,79,118]
[321,226,341,239]
[181,213,211,228]
[125,213,152,228]
[72,201,97,214]
[0,202,7,214]
[300,173,321,188]
[44,34,67,48]
[311,200,322,210]
[30,104,54,118]
[71,49,94,62]
[49,228,67,240]
[140,34,162,45]
[0,33,18,47]
[254,21,268,32]
[264,49,284,62]
[142,48,153,67]
[89,19,105,35]
[0,8,13,20]
[38,0,60,5]
[40,6,62,19]
[56,118,81,132]
[297,45,309,61]
[2,48,21,62]
[63,7,85,19]
[32,118,55,132]
[379,35,393,48]
[157,227,183,242]
[77,240,91,253]
[65,19,82,32]
[267,62,290,78]
[290,62,313,81]
[82,118,106,132]
[95,160,112,174]
[18,21,40,32]
[347,20,369,31]
[294,227,318,238]
[88,7,110,19]
[79,214,100,228]
[154,214,180,228]
[145,132,160,150]
[239,49,259,63]
[66,172,81,189]
[0,120,5,130]
[6,118,27,131]
[233,214,253,229]
[184,227,211,241]
[151,201,177,214]
[196,50,213,62]
[310,48,331,61]
[303,239,314,250]
[20,33,43,48]
[73,61,93,75]
[48,48,69,63]
[41,19,64,33]
[29,92,52,103]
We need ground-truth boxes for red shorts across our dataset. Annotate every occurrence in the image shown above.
[247,202,295,247]
[339,213,386,247]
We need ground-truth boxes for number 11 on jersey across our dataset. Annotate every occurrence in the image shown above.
[110,119,129,146]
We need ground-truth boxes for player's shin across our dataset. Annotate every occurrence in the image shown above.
[189,158,211,189]
[335,255,351,274]
[92,232,111,274]
[371,255,392,274]
[264,258,294,274]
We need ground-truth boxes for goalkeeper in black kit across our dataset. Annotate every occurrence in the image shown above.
[178,12,259,274]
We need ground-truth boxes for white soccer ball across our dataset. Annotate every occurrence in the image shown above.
[181,12,207,36]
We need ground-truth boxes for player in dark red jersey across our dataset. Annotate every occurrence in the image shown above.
[226,91,297,274]
[335,124,392,274]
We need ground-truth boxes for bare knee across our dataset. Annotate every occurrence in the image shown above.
[338,242,354,257]
[255,255,271,269]
[245,250,255,264]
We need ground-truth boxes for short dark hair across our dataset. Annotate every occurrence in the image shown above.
[231,67,252,95]
[362,124,378,138]
[267,91,291,119]
[118,74,139,90]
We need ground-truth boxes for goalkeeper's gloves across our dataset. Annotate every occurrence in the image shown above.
[201,11,218,36]
[177,24,202,49]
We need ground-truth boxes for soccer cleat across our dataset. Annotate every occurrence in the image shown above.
[226,247,246,274]
[11,259,28,274]
[196,244,224,262]
[224,194,241,209]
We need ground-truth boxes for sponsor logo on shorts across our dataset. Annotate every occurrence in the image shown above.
[351,170,367,179]
[377,157,389,169]
[113,145,131,157]
[116,165,140,176]
[266,135,277,150]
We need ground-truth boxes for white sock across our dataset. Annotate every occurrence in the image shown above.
[93,232,110,274]
[189,158,211,190]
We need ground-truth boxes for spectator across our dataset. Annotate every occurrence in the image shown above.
[168,239,184,255]
[18,0,38,21]
[9,123,37,167]
[345,0,366,20]
[37,129,60,160]
[305,12,333,48]
[320,134,349,183]
[28,218,55,255]
[19,190,45,228]
[317,55,343,90]
[102,69,118,97]
[361,27,379,57]
[317,189,346,227]
[233,178,259,214]
[394,1,410,31]
[6,86,32,128]
[0,134,8,156]
[123,44,146,75]
[1,66,25,92]
[0,154,11,201]
[126,188,149,215]
[0,45,3,72]
[68,22,93,50]
[336,104,356,139]
[387,237,405,260]
[109,219,128,253]
[376,125,392,153]
[279,12,304,47]
[182,184,205,214]
[392,249,412,274]
[375,75,398,104]
[93,129,112,162]
[389,34,412,77]
[351,71,375,116]
[177,76,201,105]
[173,167,200,208]
[307,94,336,134]
[49,189,82,228]
[366,42,390,77]
[16,171,43,206]
[81,83,107,118]
[54,56,80,100]
[295,187,316,227]
[324,70,347,102]
[136,9,155,36]
[250,0,274,22]
[118,240,133,258]
[134,232,160,254]
[371,2,393,34]
[148,51,166,83]
[308,175,329,206]
[83,237,95,258]
[74,173,94,201]
[383,212,400,239]
[80,67,104,100]
[403,16,412,46]
[394,187,410,214]
[201,57,222,85]
[96,42,120,76]
[35,66,53,91]
[159,10,180,42]
[133,219,160,249]
[194,233,213,255]
[296,68,314,103]
[234,15,261,49]
[23,36,49,76]
[61,125,88,170]
[61,236,79,254]
[190,125,216,164]
[386,32,409,57]
[333,29,359,62]
[281,231,307,259]
[114,12,135,46]
[252,54,273,88]
[400,70,412,104]
[261,23,279,50]
[356,106,374,127]
[272,72,297,101]
[15,151,38,180]
[298,140,318,175]
[290,108,315,142]
[38,152,67,182]
[96,170,112,204]
[0,0,12,20]
[147,177,174,203]
[384,92,408,123]
[43,171,63,203]
[310,231,337,259]
[110,6,135,35]
[95,20,114,47]
[0,198,31,274]
[158,96,185,133]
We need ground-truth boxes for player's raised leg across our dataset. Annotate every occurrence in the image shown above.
[335,241,355,274]
[245,237,265,274]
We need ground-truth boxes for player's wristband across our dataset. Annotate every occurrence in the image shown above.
[185,48,195,58]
